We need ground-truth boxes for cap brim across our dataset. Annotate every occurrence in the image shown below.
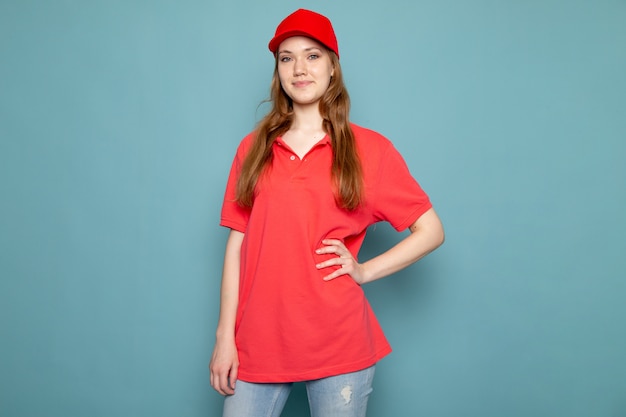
[268,30,330,54]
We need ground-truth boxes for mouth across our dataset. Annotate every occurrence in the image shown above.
[293,81,312,88]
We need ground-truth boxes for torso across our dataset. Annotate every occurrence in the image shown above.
[219,124,433,382]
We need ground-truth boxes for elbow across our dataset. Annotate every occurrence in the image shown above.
[431,209,445,249]
[433,223,445,249]
[410,207,445,251]
[428,212,445,250]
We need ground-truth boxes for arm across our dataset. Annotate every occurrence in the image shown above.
[316,207,444,284]
[209,229,244,395]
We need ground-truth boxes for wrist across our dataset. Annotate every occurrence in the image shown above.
[358,262,375,285]
[215,326,235,341]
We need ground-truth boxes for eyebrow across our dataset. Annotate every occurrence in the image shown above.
[278,47,323,55]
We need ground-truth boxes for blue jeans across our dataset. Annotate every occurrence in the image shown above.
[222,365,376,417]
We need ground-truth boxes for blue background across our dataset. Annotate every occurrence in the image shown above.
[1,0,625,416]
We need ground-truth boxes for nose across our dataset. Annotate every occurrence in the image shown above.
[293,58,306,76]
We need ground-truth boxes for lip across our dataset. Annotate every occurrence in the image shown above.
[292,80,312,88]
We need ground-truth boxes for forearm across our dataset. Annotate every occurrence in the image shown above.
[215,229,244,339]
[361,208,444,284]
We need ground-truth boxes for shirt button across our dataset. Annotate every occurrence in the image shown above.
[290,155,296,161]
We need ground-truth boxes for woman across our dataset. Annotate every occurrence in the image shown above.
[210,9,444,417]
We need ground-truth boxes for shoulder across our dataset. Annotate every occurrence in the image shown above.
[350,123,395,157]
[240,130,257,148]
[233,130,257,157]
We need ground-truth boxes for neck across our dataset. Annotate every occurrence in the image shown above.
[291,103,324,132]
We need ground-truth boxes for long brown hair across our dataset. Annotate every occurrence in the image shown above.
[235,51,363,210]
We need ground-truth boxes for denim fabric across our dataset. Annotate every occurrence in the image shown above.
[222,365,376,417]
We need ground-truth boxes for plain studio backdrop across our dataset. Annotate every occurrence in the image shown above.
[1,1,624,416]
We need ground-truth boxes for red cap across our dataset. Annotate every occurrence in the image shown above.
[268,9,339,58]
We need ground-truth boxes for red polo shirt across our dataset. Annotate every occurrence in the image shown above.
[220,124,432,382]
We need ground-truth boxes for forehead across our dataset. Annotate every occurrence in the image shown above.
[277,36,326,53]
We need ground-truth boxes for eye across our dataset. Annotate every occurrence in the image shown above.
[279,56,292,62]
[308,54,319,60]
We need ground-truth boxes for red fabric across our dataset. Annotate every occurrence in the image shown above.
[220,124,432,382]
[268,9,339,58]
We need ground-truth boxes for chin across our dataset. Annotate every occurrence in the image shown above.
[291,96,321,106]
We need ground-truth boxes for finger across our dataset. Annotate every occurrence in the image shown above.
[322,265,348,281]
[316,259,344,270]
[209,366,217,391]
[315,246,338,255]
[229,366,238,392]
[323,271,342,281]
[210,371,225,396]
[215,376,228,395]
[220,371,234,395]
[211,366,232,396]
[318,240,347,254]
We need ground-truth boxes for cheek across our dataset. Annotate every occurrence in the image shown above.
[277,65,289,82]
[277,73,290,91]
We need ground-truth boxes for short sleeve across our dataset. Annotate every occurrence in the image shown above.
[220,135,253,232]
[371,143,432,231]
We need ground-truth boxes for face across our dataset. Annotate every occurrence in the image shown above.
[276,36,335,108]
